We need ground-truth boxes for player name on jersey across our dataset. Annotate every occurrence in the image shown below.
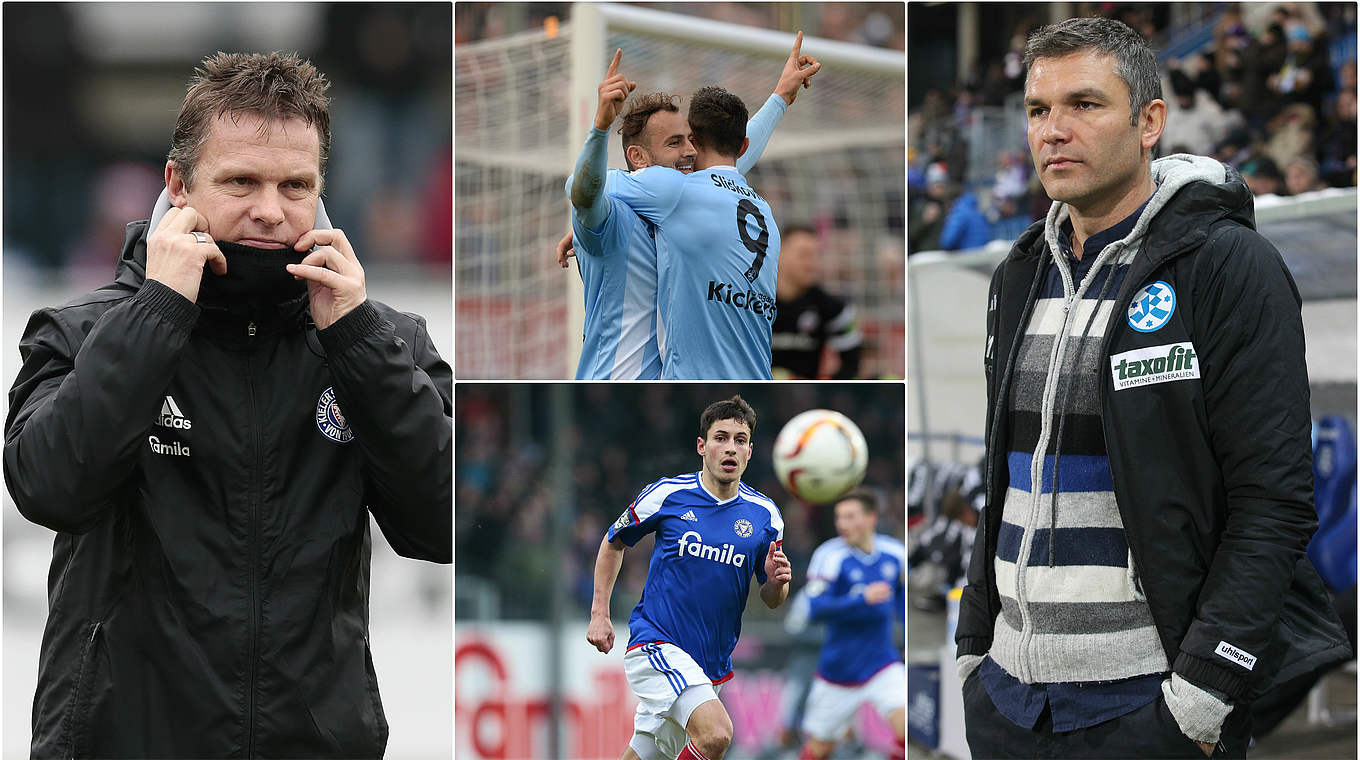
[710,173,765,203]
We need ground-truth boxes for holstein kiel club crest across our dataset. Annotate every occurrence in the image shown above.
[315,387,354,443]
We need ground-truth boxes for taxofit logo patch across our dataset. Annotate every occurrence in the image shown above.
[1110,342,1199,391]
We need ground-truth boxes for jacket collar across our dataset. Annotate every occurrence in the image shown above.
[1009,154,1254,270]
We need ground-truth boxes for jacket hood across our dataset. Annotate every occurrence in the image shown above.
[1015,153,1255,265]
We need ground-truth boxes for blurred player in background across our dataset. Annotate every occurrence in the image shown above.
[772,224,863,379]
[4,52,451,757]
[562,37,820,379]
[801,489,906,760]
[587,395,792,760]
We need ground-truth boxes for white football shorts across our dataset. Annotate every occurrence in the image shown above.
[624,642,723,760]
[802,661,906,741]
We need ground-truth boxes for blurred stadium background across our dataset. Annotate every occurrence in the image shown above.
[3,4,451,758]
[455,2,906,379]
[455,384,905,759]
[906,3,1357,759]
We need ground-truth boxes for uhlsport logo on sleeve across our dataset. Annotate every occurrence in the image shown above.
[1127,280,1176,332]
[1215,640,1257,670]
[315,387,354,443]
[1110,342,1199,391]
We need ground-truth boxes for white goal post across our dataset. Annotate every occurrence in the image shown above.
[456,3,905,378]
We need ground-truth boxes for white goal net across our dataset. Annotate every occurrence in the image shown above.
[455,3,905,378]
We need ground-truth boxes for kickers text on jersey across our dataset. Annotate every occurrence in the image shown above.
[707,281,776,321]
[676,530,745,567]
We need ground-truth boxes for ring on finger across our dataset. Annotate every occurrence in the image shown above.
[191,231,209,244]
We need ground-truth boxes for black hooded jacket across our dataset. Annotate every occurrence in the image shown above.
[4,219,452,758]
[956,155,1350,703]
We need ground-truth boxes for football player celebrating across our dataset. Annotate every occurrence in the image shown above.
[563,34,816,377]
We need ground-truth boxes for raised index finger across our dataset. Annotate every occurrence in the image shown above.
[789,30,803,61]
[607,48,622,77]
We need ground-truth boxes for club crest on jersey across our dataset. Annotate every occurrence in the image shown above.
[315,387,354,444]
[1128,280,1176,332]
[733,518,754,538]
[677,530,744,567]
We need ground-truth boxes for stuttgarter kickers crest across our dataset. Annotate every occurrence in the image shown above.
[315,387,354,443]
[1127,280,1176,332]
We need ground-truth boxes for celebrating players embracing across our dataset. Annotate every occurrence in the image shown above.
[588,395,791,760]
[568,36,820,379]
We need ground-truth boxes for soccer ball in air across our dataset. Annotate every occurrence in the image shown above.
[772,410,869,504]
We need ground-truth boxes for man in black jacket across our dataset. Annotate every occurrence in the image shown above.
[4,52,451,758]
[954,18,1350,759]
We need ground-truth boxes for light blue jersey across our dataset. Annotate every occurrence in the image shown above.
[568,95,786,380]
[805,534,906,684]
[610,162,781,379]
[607,472,784,682]
[564,169,663,379]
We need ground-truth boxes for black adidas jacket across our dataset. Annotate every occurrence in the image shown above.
[4,219,452,758]
[956,156,1351,703]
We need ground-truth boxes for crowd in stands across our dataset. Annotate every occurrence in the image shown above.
[909,2,1357,254]
[455,385,906,621]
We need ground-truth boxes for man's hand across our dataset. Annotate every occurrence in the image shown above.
[863,580,892,605]
[287,229,367,330]
[587,613,615,653]
[773,31,822,106]
[760,541,792,608]
[556,229,576,269]
[145,205,228,303]
[594,48,637,131]
[1196,741,1214,757]
[765,541,792,585]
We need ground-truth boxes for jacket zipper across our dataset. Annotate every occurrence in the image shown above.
[244,338,262,755]
[981,258,1046,637]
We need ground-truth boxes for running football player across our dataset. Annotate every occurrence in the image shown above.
[587,395,791,760]
[800,490,906,760]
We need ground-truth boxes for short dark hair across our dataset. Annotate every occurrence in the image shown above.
[169,51,331,188]
[782,223,816,239]
[687,86,748,158]
[1024,17,1162,126]
[618,92,681,170]
[699,395,757,439]
[837,488,878,516]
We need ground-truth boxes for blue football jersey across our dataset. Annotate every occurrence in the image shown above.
[564,169,663,380]
[566,95,787,380]
[607,472,784,682]
[609,164,781,380]
[805,534,906,684]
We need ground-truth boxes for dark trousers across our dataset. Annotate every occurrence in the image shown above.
[962,670,1253,759]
